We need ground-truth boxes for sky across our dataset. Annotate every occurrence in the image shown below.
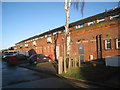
[1,1,119,50]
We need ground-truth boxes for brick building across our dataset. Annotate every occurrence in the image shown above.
[13,7,120,62]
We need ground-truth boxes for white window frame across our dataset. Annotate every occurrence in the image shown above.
[33,41,37,46]
[110,15,119,20]
[35,38,38,40]
[47,37,52,43]
[116,38,120,49]
[105,39,111,50]
[45,35,47,38]
[76,26,78,29]
[40,36,44,39]
[88,22,94,26]
[98,19,105,23]
[24,44,28,48]
[53,32,57,35]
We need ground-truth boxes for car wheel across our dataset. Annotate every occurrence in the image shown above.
[34,61,37,65]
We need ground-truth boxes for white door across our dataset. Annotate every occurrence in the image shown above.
[56,45,60,60]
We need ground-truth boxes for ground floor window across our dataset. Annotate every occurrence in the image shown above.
[105,39,111,49]
[116,38,120,49]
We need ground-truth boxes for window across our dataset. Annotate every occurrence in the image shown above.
[58,31,62,34]
[98,19,105,23]
[116,38,120,49]
[105,39,111,49]
[33,41,37,46]
[25,44,28,48]
[76,24,84,29]
[40,36,44,38]
[47,37,52,43]
[88,22,94,26]
[45,35,47,38]
[53,32,57,35]
[35,38,38,40]
[110,15,120,20]
[76,26,78,29]
[19,45,22,48]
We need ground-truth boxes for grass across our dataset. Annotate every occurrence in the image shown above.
[61,63,120,83]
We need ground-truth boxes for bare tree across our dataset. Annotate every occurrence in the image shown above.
[64,0,84,72]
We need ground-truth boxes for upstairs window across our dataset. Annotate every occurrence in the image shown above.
[76,24,84,29]
[116,38,120,49]
[35,38,38,40]
[19,45,22,48]
[44,35,47,38]
[105,39,111,49]
[88,22,94,26]
[25,44,28,48]
[33,41,37,46]
[110,15,120,20]
[53,32,57,35]
[98,19,105,23]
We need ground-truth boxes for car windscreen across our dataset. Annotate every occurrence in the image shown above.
[4,53,12,55]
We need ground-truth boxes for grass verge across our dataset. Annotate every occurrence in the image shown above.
[60,63,120,85]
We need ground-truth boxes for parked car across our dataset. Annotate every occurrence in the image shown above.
[2,53,13,60]
[5,53,27,62]
[12,53,27,60]
[28,54,51,65]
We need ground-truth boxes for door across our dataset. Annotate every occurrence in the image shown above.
[80,55,84,63]
[78,44,84,54]
[78,44,84,62]
[56,45,60,60]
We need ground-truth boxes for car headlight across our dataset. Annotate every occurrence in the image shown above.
[3,56,6,58]
[43,57,46,59]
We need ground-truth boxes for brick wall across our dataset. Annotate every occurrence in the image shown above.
[13,18,120,62]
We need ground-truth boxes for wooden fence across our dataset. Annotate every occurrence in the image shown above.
[58,55,81,74]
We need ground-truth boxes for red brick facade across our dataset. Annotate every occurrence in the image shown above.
[12,7,120,62]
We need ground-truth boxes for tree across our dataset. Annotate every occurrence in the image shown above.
[64,0,84,73]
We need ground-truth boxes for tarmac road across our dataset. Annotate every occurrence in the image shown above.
[2,61,75,88]
[2,60,109,89]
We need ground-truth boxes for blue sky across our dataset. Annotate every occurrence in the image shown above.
[2,2,118,50]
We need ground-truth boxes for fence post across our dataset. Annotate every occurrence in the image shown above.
[64,43,67,73]
[68,58,71,70]
[58,57,62,74]
[75,57,77,68]
[79,55,81,67]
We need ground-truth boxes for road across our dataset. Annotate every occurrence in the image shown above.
[1,60,107,89]
[2,61,75,88]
